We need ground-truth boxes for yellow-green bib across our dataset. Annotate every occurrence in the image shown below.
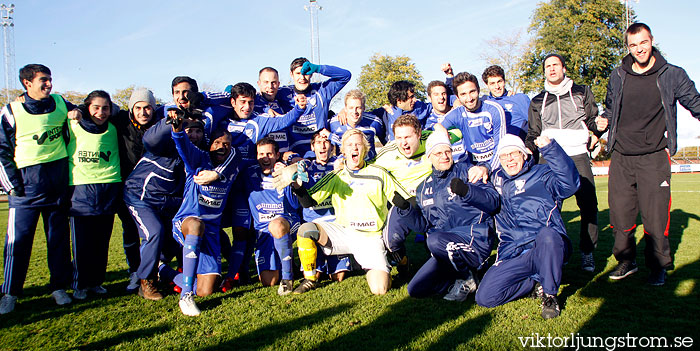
[67,119,121,185]
[11,94,68,168]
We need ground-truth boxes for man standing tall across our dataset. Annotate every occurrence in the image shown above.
[603,23,700,286]
[526,53,603,273]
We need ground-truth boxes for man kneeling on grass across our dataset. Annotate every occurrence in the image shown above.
[274,129,413,295]
[396,132,499,301]
[475,134,579,319]
[158,118,240,316]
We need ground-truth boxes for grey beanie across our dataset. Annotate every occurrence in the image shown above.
[128,88,156,112]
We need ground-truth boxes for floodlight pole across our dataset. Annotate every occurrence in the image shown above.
[1,3,15,102]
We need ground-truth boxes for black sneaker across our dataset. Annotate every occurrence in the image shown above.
[292,279,319,294]
[529,282,544,300]
[541,294,560,319]
[609,261,638,280]
[647,269,667,286]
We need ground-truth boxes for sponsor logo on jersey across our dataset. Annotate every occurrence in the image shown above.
[473,150,494,162]
[422,198,434,206]
[312,197,333,210]
[198,194,223,208]
[293,125,316,134]
[514,179,526,195]
[259,212,278,222]
[468,119,483,128]
[268,132,287,142]
[452,144,465,154]
[262,178,276,190]
[504,103,514,112]
[33,126,62,145]
[349,220,377,229]
[77,150,109,163]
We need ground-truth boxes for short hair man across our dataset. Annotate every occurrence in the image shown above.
[475,134,579,319]
[481,65,531,140]
[279,57,351,155]
[434,72,507,173]
[0,64,84,314]
[401,132,499,301]
[282,129,413,295]
[424,80,466,161]
[526,54,604,273]
[329,89,385,160]
[255,67,295,152]
[602,23,700,285]
[378,80,431,140]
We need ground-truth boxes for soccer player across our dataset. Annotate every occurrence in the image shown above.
[279,58,351,155]
[207,83,307,290]
[279,129,413,295]
[159,118,239,316]
[68,91,122,300]
[423,80,465,161]
[244,137,300,295]
[481,65,531,140]
[123,80,210,300]
[475,134,579,319]
[0,64,83,314]
[402,132,499,301]
[434,71,508,173]
[378,81,431,140]
[329,89,385,160]
[255,67,294,152]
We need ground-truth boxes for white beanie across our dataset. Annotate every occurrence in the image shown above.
[128,88,156,113]
[425,132,452,156]
[496,134,530,156]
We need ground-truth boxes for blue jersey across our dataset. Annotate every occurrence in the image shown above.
[376,100,431,141]
[156,90,232,119]
[290,157,337,222]
[482,90,530,140]
[441,100,507,171]
[280,65,351,154]
[171,130,240,232]
[328,113,385,161]
[203,104,303,163]
[254,87,295,152]
[245,165,301,233]
[424,109,467,161]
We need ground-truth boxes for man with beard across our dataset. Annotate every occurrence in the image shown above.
[601,23,700,286]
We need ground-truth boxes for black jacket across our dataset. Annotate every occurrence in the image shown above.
[603,49,700,156]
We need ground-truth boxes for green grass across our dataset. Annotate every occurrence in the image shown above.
[1,174,699,350]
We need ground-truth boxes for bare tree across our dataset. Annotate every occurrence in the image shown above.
[479,30,528,94]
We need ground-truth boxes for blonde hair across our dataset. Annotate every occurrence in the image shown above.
[344,89,366,108]
[340,129,370,156]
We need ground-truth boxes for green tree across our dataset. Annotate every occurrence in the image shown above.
[518,0,631,102]
[113,85,136,111]
[357,53,424,111]
[0,88,26,106]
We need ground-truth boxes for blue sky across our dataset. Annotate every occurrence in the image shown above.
[5,0,700,139]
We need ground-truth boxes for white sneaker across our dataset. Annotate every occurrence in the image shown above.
[179,292,201,316]
[72,288,88,300]
[444,271,478,302]
[126,272,140,292]
[89,286,108,295]
[0,294,17,314]
[52,289,72,305]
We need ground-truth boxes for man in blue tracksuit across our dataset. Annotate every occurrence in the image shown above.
[0,64,84,314]
[279,58,351,155]
[481,65,530,140]
[475,134,579,319]
[398,132,499,301]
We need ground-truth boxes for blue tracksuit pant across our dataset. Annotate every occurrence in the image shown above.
[475,227,571,308]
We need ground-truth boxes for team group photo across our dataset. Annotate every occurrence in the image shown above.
[0,0,698,350]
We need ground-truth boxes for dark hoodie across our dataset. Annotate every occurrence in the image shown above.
[615,49,667,155]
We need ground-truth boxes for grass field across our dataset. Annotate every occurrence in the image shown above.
[0,174,699,350]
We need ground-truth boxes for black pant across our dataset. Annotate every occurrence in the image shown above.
[608,150,672,270]
[70,214,115,289]
[540,153,598,254]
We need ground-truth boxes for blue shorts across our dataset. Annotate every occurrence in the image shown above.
[316,253,352,274]
[254,217,299,274]
[173,218,222,275]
